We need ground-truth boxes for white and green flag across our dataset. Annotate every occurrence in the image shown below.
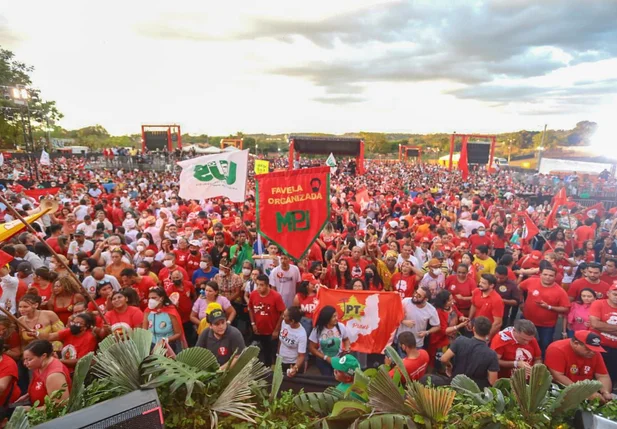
[326,152,337,174]
[177,149,249,202]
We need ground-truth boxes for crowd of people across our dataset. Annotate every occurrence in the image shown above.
[0,152,616,419]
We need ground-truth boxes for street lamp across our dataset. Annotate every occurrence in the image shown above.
[8,85,39,181]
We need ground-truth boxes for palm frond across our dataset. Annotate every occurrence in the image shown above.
[6,407,30,429]
[269,355,283,402]
[550,379,603,414]
[294,392,339,415]
[354,413,415,429]
[384,346,412,385]
[91,339,147,394]
[220,345,261,387]
[366,367,410,416]
[405,382,455,423]
[67,352,94,412]
[209,357,260,429]
[527,364,552,412]
[175,347,220,372]
[451,374,481,394]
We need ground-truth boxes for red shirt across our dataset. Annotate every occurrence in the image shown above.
[296,293,318,319]
[389,349,430,382]
[491,234,506,250]
[490,327,541,378]
[390,273,417,299]
[57,329,98,361]
[575,225,595,248]
[185,253,202,278]
[600,273,617,286]
[469,235,492,254]
[248,289,286,335]
[545,339,607,382]
[29,358,72,405]
[471,289,504,323]
[568,279,610,300]
[0,355,20,404]
[445,275,477,310]
[46,237,67,256]
[519,278,570,327]
[173,249,190,269]
[589,299,617,348]
[164,283,195,323]
[159,265,190,291]
[345,257,369,279]
[106,306,145,334]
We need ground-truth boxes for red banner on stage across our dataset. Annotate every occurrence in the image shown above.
[314,288,404,354]
[23,188,60,200]
[256,167,330,261]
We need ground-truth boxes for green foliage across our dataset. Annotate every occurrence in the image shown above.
[25,389,68,426]
[5,407,30,429]
[67,352,94,412]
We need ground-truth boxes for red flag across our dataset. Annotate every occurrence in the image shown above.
[256,167,331,261]
[0,250,13,267]
[518,211,539,240]
[582,202,605,220]
[23,187,61,200]
[458,139,469,180]
[313,288,403,354]
[356,186,370,205]
[545,187,567,229]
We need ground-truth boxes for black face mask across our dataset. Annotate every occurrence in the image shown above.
[69,324,82,335]
[190,250,198,255]
[365,273,373,279]
[173,279,182,286]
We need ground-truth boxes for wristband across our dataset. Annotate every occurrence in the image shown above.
[513,360,518,368]
[548,305,552,311]
[251,322,256,326]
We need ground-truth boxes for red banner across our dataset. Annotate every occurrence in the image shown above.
[256,167,330,261]
[583,202,605,220]
[314,288,404,354]
[356,186,370,206]
[23,187,60,200]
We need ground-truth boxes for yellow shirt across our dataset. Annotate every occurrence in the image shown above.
[473,256,497,282]
[376,259,398,291]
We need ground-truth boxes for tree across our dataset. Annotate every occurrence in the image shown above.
[0,47,62,149]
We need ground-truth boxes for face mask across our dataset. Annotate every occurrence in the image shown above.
[172,279,182,286]
[432,269,441,276]
[49,262,57,271]
[200,262,209,269]
[144,257,154,263]
[69,324,82,335]
[478,231,486,237]
[79,265,88,273]
[136,245,145,252]
[72,258,79,266]
[242,268,251,276]
[148,298,160,310]
[163,260,174,268]
[365,272,373,279]
[126,215,133,219]
[190,250,198,256]
[219,271,227,277]
[137,268,146,275]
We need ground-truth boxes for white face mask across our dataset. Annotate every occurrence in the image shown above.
[79,265,88,272]
[137,267,146,275]
[136,245,145,252]
[219,270,227,277]
[144,257,154,263]
[72,258,79,266]
[148,298,159,310]
[242,268,251,276]
[49,262,57,271]
[200,262,209,270]
[163,260,174,268]
[432,269,441,276]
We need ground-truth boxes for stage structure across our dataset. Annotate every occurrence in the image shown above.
[448,133,496,170]
[288,136,365,175]
[141,125,182,153]
[220,138,243,150]
[399,145,422,163]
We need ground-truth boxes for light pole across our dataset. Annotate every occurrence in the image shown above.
[9,85,39,181]
[255,144,259,156]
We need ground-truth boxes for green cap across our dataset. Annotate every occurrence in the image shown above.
[331,355,360,376]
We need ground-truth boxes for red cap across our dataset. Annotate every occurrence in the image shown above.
[609,283,617,292]
[574,331,606,353]
[356,230,365,238]
[346,222,356,228]
[421,237,431,243]
[511,244,521,250]
[443,244,453,251]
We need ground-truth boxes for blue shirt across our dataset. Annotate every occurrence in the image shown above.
[192,267,219,284]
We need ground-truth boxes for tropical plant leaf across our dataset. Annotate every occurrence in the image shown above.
[384,346,412,386]
[6,407,30,429]
[367,367,410,416]
[269,355,283,402]
[331,400,371,417]
[294,392,339,415]
[209,357,260,429]
[451,374,482,394]
[175,347,220,372]
[550,379,603,414]
[325,386,344,399]
[91,338,147,395]
[67,352,94,412]
[141,354,217,405]
[405,382,455,423]
[492,378,511,392]
[527,364,552,412]
[354,413,415,429]
[220,345,261,387]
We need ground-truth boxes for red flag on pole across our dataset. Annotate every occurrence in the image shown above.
[518,211,540,240]
[545,187,567,229]
[356,186,370,206]
[458,137,469,180]
[313,288,403,354]
[582,202,605,220]
[23,188,61,200]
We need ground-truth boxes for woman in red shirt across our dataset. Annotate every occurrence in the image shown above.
[491,225,507,262]
[583,240,596,263]
[106,290,145,335]
[428,290,468,371]
[0,337,20,410]
[324,259,351,289]
[38,313,99,369]
[20,340,71,409]
[293,280,318,336]
[364,265,384,291]
[87,281,114,316]
[445,264,477,317]
[390,261,417,299]
[48,277,85,325]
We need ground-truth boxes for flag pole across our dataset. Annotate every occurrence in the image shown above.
[0,195,108,324]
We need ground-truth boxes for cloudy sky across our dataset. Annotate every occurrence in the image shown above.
[1,0,616,137]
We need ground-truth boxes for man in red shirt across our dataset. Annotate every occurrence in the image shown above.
[120,268,157,310]
[159,252,190,291]
[519,266,570,357]
[490,320,542,378]
[568,263,610,301]
[386,332,429,382]
[166,270,196,345]
[601,259,617,286]
[575,219,596,249]
[545,331,612,402]
[469,274,504,339]
[469,226,492,255]
[589,284,617,385]
[185,240,202,278]
[344,246,369,279]
[248,274,285,367]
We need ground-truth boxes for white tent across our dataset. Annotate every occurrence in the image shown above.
[181,144,221,154]
[222,146,240,152]
[202,146,222,154]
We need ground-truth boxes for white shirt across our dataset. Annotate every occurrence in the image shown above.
[76,222,97,238]
[74,205,89,221]
[278,321,307,364]
[23,251,44,270]
[397,254,421,270]
[82,274,121,296]
[269,264,301,308]
[67,239,95,256]
[458,219,485,238]
[398,298,439,348]
[0,274,19,314]
[415,248,432,265]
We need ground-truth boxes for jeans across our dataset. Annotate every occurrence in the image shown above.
[536,326,555,358]
[300,317,313,339]
[315,356,334,376]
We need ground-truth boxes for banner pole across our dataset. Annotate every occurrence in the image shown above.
[0,195,108,324]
